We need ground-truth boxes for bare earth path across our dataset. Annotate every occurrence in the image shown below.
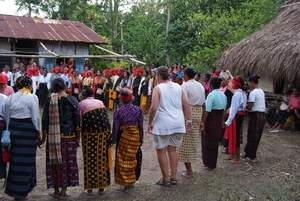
[1,110,299,201]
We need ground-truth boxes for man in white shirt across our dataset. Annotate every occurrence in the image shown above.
[2,65,14,87]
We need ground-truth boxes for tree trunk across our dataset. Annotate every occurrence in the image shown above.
[165,0,171,66]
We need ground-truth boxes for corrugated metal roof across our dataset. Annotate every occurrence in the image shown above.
[0,14,108,44]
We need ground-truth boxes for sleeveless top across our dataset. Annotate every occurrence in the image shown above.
[152,83,186,135]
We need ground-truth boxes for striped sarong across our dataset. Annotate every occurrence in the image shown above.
[201,110,224,169]
[178,105,202,163]
[115,125,142,187]
[244,112,265,159]
[82,107,112,190]
[5,118,37,200]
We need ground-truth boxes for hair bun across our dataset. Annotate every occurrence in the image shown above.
[254,75,260,79]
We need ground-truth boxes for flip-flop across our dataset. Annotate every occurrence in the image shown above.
[83,190,93,196]
[156,178,171,187]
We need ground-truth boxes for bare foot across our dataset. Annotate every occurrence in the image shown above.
[244,157,257,163]
[83,190,93,196]
[182,170,187,173]
[224,156,234,160]
[122,186,130,193]
[0,194,3,199]
[98,189,105,195]
[203,167,216,171]
[14,198,29,201]
[181,172,194,178]
[229,159,241,164]
[58,193,70,199]
[49,192,59,198]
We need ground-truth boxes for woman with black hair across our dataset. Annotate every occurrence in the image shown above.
[200,77,227,170]
[243,75,266,163]
[138,70,152,113]
[204,73,211,97]
[112,87,144,192]
[224,77,247,164]
[78,87,112,195]
[37,69,50,107]
[5,76,40,201]
[178,67,205,178]
[40,78,80,199]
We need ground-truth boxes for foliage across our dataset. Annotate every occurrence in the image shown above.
[185,0,285,72]
[15,0,287,71]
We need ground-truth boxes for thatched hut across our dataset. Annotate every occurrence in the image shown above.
[218,0,300,93]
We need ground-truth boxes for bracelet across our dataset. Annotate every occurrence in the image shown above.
[186,120,192,123]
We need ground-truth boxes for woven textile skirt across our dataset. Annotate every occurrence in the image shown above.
[244,112,265,159]
[201,110,223,169]
[0,120,7,179]
[46,137,79,188]
[115,125,142,187]
[5,118,37,200]
[38,83,48,107]
[82,107,112,190]
[178,105,202,163]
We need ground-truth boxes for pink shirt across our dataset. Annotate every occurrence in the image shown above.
[2,86,14,96]
[78,97,104,118]
[220,86,228,93]
[289,95,300,109]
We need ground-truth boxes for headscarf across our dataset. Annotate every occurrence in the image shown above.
[85,70,94,78]
[51,67,61,74]
[213,70,220,77]
[132,67,143,77]
[231,77,242,89]
[25,67,39,77]
[15,76,32,95]
[120,86,133,102]
[64,67,71,77]
[0,73,8,84]
[117,68,125,75]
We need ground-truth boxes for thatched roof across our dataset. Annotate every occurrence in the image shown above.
[218,0,300,84]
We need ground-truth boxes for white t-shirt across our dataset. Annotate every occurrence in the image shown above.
[152,83,186,135]
[248,88,266,112]
[0,94,8,120]
[181,79,205,106]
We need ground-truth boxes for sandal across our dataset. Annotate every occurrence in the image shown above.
[156,178,171,187]
[170,178,177,185]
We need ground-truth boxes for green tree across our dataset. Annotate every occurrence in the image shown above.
[185,0,285,72]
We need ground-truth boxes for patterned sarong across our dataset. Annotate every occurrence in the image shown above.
[178,105,202,163]
[115,125,142,187]
[201,110,224,169]
[82,107,112,190]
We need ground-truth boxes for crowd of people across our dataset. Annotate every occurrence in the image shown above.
[0,58,300,200]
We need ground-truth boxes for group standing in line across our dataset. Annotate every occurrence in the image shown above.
[2,61,299,199]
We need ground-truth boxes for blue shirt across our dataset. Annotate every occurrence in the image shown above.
[205,89,227,112]
[225,89,247,126]
[60,74,71,88]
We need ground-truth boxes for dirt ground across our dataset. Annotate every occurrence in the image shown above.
[1,110,300,201]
